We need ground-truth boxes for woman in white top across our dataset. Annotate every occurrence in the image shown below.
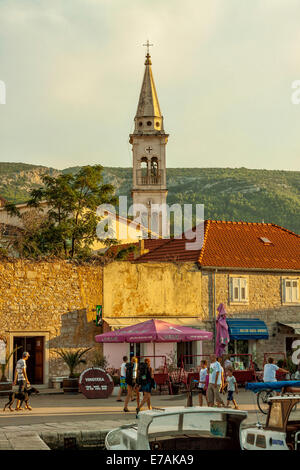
[198,360,208,406]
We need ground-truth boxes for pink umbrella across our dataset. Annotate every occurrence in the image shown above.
[95,319,213,343]
[215,303,230,356]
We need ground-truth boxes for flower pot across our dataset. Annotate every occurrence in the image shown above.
[62,377,79,394]
[171,384,180,395]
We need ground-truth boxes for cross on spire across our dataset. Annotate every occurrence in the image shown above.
[143,39,153,56]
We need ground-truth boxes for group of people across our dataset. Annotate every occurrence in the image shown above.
[198,354,291,408]
[197,354,239,409]
[116,355,155,416]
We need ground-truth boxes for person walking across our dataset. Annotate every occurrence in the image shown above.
[207,354,224,407]
[12,351,30,411]
[198,360,208,406]
[224,368,239,409]
[136,358,154,417]
[116,355,128,402]
[131,356,140,407]
[123,357,136,412]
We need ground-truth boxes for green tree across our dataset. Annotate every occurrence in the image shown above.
[6,165,117,259]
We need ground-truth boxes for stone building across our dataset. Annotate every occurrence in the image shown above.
[101,220,300,368]
[0,259,103,387]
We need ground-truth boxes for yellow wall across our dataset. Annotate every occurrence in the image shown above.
[103,261,203,319]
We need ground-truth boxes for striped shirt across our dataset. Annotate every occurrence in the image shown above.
[16,359,26,380]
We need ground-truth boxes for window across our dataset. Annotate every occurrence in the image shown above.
[283,278,299,304]
[230,277,249,303]
[246,433,255,445]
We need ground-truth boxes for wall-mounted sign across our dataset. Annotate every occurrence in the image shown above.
[96,305,103,326]
[79,367,114,399]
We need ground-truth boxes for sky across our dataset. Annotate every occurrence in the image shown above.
[0,0,300,171]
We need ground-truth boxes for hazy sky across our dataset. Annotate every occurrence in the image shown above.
[0,0,300,171]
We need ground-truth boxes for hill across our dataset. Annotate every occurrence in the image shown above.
[0,162,299,233]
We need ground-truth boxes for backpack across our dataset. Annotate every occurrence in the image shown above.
[137,362,148,385]
[125,362,134,382]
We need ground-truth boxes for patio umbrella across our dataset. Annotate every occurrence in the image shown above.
[215,303,230,356]
[95,319,213,343]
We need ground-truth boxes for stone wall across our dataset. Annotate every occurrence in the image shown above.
[0,259,103,383]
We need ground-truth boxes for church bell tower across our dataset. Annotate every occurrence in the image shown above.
[130,42,168,237]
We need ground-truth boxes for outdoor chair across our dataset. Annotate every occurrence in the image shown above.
[154,373,173,395]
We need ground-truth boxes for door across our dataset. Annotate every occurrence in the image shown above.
[13,336,44,384]
[177,342,194,369]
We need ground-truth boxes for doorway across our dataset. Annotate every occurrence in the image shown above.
[177,342,193,369]
[129,343,142,360]
[13,336,44,384]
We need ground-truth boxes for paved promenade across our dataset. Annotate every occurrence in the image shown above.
[0,388,268,450]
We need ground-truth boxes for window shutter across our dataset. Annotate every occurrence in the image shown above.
[240,278,248,301]
[282,279,286,303]
[232,278,240,301]
[292,280,298,302]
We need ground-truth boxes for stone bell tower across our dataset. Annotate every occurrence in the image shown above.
[130,42,168,237]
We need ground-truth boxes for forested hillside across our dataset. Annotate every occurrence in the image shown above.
[0,163,299,233]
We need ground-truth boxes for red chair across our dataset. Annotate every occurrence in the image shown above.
[154,373,173,395]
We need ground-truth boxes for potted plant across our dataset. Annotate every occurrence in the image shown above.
[91,350,109,370]
[56,348,92,394]
[0,346,22,395]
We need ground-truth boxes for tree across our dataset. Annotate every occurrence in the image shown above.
[5,165,117,259]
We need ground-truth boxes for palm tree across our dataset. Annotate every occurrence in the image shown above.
[56,348,92,378]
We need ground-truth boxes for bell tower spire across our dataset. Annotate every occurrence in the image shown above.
[130,42,168,237]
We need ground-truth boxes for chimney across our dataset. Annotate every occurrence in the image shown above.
[134,238,149,259]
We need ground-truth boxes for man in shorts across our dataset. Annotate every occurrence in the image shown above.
[207,354,224,407]
[13,351,30,410]
[116,356,128,402]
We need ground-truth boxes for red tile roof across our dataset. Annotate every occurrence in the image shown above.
[133,221,300,270]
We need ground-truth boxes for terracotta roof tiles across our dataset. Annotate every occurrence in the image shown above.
[133,220,300,270]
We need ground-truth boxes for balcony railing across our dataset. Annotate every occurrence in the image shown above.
[136,169,164,186]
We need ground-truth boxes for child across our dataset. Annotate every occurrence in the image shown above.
[225,368,239,409]
[198,360,208,406]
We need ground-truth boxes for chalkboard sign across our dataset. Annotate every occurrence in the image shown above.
[79,367,114,399]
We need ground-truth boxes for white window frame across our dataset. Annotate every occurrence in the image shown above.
[282,277,299,304]
[229,276,249,304]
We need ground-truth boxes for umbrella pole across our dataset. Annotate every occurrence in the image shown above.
[153,343,156,369]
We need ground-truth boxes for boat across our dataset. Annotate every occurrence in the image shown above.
[105,406,248,450]
[241,393,300,450]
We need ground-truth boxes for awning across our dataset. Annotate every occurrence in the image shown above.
[226,318,269,340]
[278,322,300,335]
[103,316,209,331]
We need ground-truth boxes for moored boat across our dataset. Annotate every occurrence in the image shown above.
[105,406,248,450]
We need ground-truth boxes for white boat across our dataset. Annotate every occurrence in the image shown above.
[241,395,300,450]
[105,406,248,450]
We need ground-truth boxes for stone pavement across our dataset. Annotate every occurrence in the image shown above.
[0,388,263,450]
